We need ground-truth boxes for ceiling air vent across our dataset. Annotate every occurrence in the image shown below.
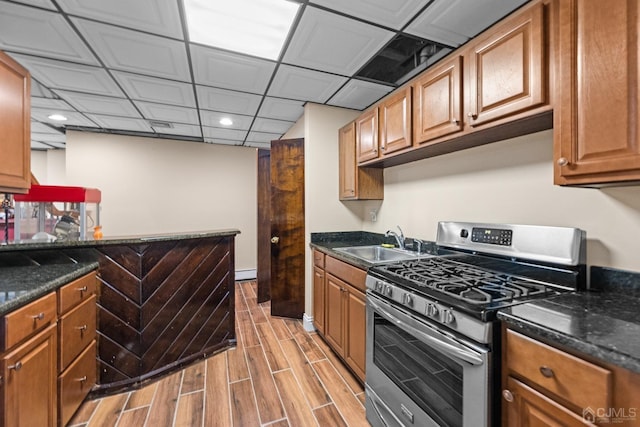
[148,120,173,129]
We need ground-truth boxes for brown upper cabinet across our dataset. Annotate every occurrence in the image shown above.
[413,55,464,144]
[466,2,546,127]
[355,107,379,163]
[554,0,640,186]
[0,50,31,194]
[339,122,383,200]
[379,86,412,155]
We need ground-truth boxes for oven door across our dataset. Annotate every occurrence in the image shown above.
[366,291,491,427]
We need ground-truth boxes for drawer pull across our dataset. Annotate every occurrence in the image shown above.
[8,362,22,371]
[76,286,88,293]
[539,366,554,378]
[75,376,87,383]
[75,325,88,332]
[32,312,45,321]
[502,389,514,403]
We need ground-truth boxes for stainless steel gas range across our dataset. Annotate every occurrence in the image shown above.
[365,221,586,427]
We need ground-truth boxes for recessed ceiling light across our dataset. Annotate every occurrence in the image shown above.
[48,114,68,121]
[219,117,233,126]
[184,0,300,60]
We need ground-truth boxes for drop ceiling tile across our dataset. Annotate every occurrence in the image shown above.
[85,114,153,132]
[30,108,98,127]
[199,110,253,130]
[31,97,75,111]
[57,0,184,39]
[31,80,56,98]
[202,127,247,141]
[10,54,124,97]
[134,101,199,125]
[196,85,262,116]
[72,18,191,81]
[11,0,57,11]
[258,97,304,122]
[191,45,276,93]
[31,133,66,143]
[283,6,394,75]
[312,0,428,30]
[251,118,293,135]
[204,138,243,146]
[31,121,63,134]
[0,2,98,65]
[328,79,393,110]
[31,141,56,150]
[268,64,347,103]
[152,123,202,138]
[405,0,529,47]
[54,90,141,117]
[45,142,67,149]
[245,141,270,149]
[246,131,282,144]
[111,71,196,107]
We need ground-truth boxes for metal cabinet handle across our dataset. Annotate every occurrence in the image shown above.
[539,366,554,378]
[75,376,87,383]
[467,112,478,120]
[502,389,514,402]
[75,324,88,331]
[76,286,88,292]
[8,362,22,371]
[557,157,569,167]
[32,313,45,321]
[451,119,459,125]
[270,236,279,244]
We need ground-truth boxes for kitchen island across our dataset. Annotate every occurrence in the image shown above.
[0,229,239,395]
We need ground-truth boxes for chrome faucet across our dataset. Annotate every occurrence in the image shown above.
[385,226,405,250]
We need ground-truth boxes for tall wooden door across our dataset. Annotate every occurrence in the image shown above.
[270,138,305,318]
[256,149,271,303]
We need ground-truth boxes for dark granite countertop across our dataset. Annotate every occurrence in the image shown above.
[498,269,640,373]
[0,262,99,316]
[309,231,438,270]
[0,229,241,252]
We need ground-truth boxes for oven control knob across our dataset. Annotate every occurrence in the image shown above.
[426,304,439,317]
[442,309,455,324]
[375,281,383,292]
[385,285,393,297]
[404,294,413,307]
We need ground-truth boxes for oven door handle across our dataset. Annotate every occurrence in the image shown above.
[369,298,485,366]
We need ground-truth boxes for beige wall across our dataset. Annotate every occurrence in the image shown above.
[64,131,258,270]
[30,149,66,184]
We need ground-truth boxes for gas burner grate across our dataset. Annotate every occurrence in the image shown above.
[377,258,550,305]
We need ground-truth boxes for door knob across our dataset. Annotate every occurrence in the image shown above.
[271,236,280,244]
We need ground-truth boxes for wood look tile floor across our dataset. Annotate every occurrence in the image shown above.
[69,281,368,427]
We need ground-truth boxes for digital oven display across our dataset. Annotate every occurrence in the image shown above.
[471,227,512,246]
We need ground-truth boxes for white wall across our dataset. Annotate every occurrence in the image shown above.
[30,149,65,184]
[65,131,258,270]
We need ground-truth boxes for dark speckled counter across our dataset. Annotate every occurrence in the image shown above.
[0,262,98,315]
[498,266,640,374]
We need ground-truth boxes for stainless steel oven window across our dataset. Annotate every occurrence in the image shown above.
[366,292,491,427]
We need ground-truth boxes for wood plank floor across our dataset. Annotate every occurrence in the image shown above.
[68,281,368,427]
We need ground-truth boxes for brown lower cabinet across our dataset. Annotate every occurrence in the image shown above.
[312,250,366,382]
[0,271,98,427]
[503,327,640,427]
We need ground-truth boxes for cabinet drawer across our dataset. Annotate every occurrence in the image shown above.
[58,272,97,314]
[325,256,366,293]
[59,341,96,427]
[313,250,325,268]
[506,329,612,411]
[1,292,57,351]
[59,295,96,372]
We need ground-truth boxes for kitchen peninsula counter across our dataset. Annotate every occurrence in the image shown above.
[0,229,240,395]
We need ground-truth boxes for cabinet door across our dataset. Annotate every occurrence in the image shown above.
[313,266,326,335]
[324,274,345,356]
[0,50,31,194]
[356,108,379,163]
[344,287,366,382]
[503,376,592,427]
[1,324,57,427]
[379,87,412,155]
[339,122,357,199]
[414,55,463,144]
[555,0,640,185]
[467,2,546,127]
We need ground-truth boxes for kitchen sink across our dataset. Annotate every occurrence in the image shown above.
[333,245,421,264]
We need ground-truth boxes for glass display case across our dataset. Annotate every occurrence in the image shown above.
[13,185,101,242]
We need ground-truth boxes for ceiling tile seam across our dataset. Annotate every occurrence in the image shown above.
[306,2,410,34]
[64,125,202,143]
[176,0,205,143]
